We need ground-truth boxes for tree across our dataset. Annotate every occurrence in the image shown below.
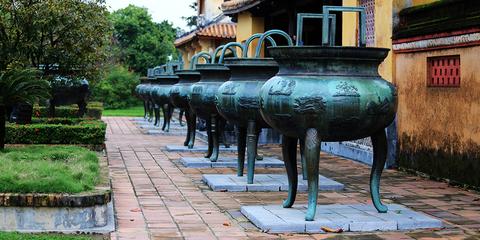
[182,1,198,28]
[110,5,177,74]
[92,65,140,109]
[0,0,112,83]
[0,69,50,150]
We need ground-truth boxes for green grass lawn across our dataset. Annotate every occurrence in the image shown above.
[103,106,145,117]
[0,232,99,240]
[0,146,99,193]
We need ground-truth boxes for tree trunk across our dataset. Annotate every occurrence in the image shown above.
[0,105,6,150]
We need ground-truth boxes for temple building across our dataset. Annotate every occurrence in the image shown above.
[175,0,237,68]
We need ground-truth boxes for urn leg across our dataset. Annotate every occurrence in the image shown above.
[256,129,263,161]
[183,109,191,146]
[154,105,160,127]
[179,110,184,126]
[210,115,220,162]
[247,120,258,184]
[220,120,230,148]
[370,129,388,213]
[188,112,197,149]
[299,139,307,180]
[282,135,298,208]
[143,101,148,119]
[165,104,173,132]
[237,126,247,177]
[305,128,321,221]
[161,104,167,130]
[205,119,213,158]
[148,101,154,122]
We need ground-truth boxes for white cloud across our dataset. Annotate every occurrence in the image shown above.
[105,0,196,30]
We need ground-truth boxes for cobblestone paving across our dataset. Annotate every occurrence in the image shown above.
[105,117,480,240]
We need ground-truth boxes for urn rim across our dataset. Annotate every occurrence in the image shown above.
[267,46,390,61]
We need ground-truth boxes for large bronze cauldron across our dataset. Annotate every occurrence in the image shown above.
[188,59,231,162]
[170,69,201,148]
[216,38,279,183]
[151,73,179,132]
[258,8,397,221]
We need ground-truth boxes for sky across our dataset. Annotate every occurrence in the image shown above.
[105,0,196,30]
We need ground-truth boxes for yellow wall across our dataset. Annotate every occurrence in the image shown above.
[236,12,265,57]
[178,38,217,69]
[396,46,480,149]
[341,0,393,82]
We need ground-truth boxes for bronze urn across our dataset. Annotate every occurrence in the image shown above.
[258,7,398,221]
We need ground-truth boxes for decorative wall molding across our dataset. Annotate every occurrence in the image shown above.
[393,32,480,53]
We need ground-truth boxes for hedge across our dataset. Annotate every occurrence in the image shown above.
[5,119,106,145]
[33,102,104,119]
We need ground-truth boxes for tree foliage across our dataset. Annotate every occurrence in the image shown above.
[0,0,111,83]
[182,1,199,28]
[110,5,177,74]
[92,65,140,109]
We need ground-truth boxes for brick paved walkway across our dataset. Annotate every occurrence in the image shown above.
[105,117,480,240]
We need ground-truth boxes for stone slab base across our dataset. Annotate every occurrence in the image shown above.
[241,204,443,233]
[202,174,344,192]
[165,145,237,152]
[180,157,284,168]
[146,129,187,135]
[0,202,115,234]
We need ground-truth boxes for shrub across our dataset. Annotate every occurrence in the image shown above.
[5,119,106,145]
[91,65,141,109]
[33,102,103,119]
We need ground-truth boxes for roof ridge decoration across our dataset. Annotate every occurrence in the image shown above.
[221,0,266,15]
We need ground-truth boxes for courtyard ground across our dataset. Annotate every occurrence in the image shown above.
[104,117,480,240]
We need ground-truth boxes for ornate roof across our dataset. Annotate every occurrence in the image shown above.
[221,0,265,15]
[175,23,237,47]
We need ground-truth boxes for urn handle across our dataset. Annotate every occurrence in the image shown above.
[212,44,240,64]
[254,30,294,58]
[190,52,212,70]
[243,33,277,58]
[322,6,367,47]
[296,13,336,46]
[218,42,245,64]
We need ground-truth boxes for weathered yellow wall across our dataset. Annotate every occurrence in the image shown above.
[375,0,394,83]
[236,12,265,57]
[396,46,480,186]
[396,46,480,150]
[342,0,359,47]
[342,0,393,82]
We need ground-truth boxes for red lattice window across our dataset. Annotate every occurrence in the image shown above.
[427,55,461,87]
[360,0,375,47]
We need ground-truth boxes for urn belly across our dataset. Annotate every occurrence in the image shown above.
[188,64,230,120]
[259,47,397,140]
[170,70,200,109]
[216,58,278,128]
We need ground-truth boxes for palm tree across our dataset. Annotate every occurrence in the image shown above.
[0,69,50,150]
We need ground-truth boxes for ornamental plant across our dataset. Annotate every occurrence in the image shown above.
[0,69,50,149]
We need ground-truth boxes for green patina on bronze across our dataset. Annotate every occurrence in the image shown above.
[188,62,231,162]
[216,33,281,184]
[257,6,398,221]
[171,69,201,149]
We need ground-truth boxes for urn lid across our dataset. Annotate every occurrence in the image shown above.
[195,63,229,71]
[153,74,179,85]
